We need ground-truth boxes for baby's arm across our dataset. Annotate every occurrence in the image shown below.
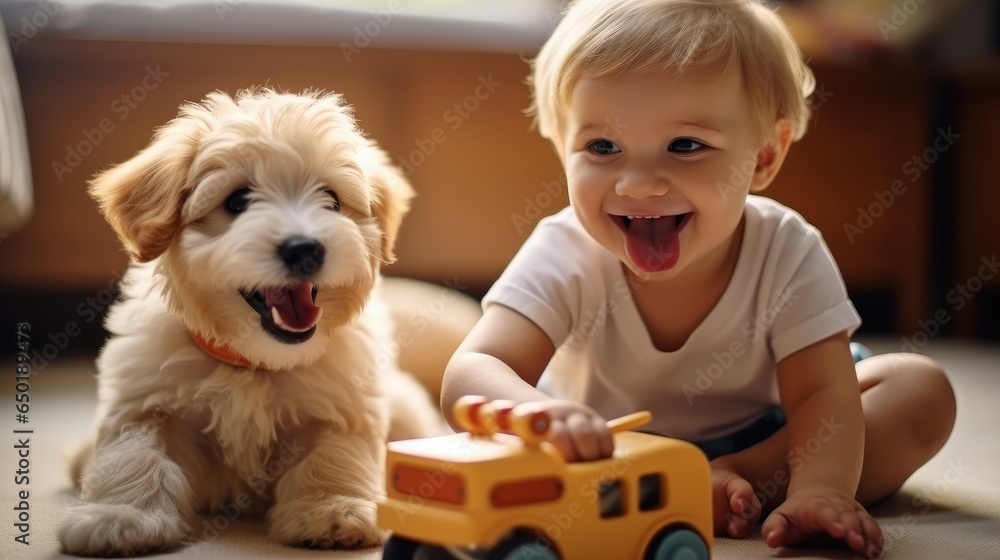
[442,304,613,461]
[764,331,882,558]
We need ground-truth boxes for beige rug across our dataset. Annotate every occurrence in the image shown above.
[2,338,999,559]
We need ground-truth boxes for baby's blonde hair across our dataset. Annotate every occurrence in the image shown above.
[529,0,816,144]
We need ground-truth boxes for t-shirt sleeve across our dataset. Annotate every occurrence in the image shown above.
[481,211,586,348]
[766,217,862,363]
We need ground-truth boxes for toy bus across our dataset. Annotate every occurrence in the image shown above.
[377,396,713,559]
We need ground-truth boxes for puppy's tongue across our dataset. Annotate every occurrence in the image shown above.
[624,217,680,273]
[265,283,321,332]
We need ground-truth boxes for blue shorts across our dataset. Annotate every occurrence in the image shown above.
[692,342,871,461]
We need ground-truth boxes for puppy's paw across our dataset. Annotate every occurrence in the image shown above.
[269,495,385,549]
[58,502,188,557]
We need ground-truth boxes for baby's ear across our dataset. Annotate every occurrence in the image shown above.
[368,144,415,264]
[750,119,794,193]
[89,111,211,262]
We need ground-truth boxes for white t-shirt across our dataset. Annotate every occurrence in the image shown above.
[482,195,861,441]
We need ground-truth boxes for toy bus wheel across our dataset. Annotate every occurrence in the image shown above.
[382,535,419,559]
[645,527,708,560]
[383,535,454,560]
[487,532,560,560]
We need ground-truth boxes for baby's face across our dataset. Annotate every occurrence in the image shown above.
[560,63,768,282]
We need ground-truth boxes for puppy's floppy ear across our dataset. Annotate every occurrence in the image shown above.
[368,143,414,264]
[89,108,212,262]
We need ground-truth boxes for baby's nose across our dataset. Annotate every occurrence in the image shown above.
[615,169,670,198]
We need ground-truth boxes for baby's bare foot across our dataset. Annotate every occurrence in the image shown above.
[710,459,762,538]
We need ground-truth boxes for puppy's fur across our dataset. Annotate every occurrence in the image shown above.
[58,89,443,556]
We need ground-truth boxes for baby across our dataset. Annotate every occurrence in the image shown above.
[442,0,956,558]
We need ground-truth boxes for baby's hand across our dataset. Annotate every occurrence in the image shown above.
[762,485,883,559]
[531,399,614,462]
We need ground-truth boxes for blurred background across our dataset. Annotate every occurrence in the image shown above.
[0,0,997,362]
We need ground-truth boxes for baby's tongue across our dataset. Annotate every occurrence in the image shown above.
[624,217,680,273]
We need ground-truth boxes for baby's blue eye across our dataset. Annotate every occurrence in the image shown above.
[669,138,706,154]
[587,139,621,156]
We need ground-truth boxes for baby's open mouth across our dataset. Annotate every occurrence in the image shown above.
[241,283,322,344]
[613,213,693,273]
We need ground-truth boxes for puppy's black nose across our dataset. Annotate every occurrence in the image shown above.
[279,237,325,278]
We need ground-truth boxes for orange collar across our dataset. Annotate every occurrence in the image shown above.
[190,331,253,368]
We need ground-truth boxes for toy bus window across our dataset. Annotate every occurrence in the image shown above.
[638,473,664,511]
[392,464,465,505]
[491,477,563,508]
[599,479,625,518]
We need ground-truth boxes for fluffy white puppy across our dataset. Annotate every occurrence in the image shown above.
[57,88,443,556]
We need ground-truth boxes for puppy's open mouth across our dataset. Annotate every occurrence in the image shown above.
[241,283,322,344]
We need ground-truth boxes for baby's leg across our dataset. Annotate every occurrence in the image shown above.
[850,352,956,503]
[711,352,956,537]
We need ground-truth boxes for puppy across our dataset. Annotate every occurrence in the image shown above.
[57,88,443,556]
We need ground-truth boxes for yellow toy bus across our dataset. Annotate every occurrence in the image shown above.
[378,396,713,560]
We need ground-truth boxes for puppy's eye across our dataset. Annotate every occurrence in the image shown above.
[225,187,252,214]
[325,189,340,212]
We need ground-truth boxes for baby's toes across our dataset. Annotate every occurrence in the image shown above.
[726,478,761,538]
[711,470,761,538]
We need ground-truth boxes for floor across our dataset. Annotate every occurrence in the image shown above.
[1,338,999,559]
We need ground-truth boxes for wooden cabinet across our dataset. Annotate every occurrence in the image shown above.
[1,38,983,336]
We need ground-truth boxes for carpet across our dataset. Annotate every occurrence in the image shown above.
[2,338,998,559]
